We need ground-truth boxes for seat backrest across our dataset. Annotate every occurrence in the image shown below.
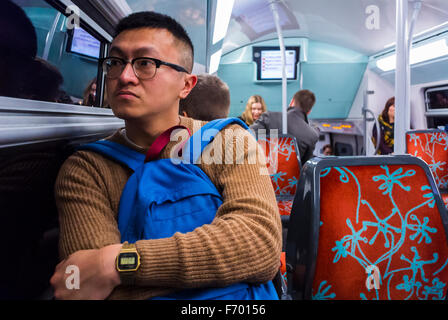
[287,155,448,300]
[257,134,301,198]
[0,133,111,299]
[406,130,448,190]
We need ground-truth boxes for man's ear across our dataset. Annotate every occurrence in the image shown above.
[179,74,197,99]
[182,111,188,117]
[289,97,295,107]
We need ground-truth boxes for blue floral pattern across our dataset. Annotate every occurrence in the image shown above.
[407,131,448,191]
[312,165,448,300]
[258,136,300,216]
[259,136,299,196]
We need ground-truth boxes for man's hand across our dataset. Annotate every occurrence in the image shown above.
[50,244,123,300]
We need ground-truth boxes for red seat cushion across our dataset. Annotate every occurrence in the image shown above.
[313,164,448,300]
[278,199,293,216]
[406,131,448,190]
[258,136,300,197]
[441,193,448,209]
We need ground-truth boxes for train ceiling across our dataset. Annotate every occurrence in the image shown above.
[224,0,448,56]
[69,0,448,66]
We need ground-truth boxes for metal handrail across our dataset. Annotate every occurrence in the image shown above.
[364,108,381,155]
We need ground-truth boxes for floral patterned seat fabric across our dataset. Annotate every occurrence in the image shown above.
[258,135,301,216]
[313,163,448,300]
[406,130,448,208]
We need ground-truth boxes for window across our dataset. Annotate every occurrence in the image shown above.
[425,86,448,111]
[1,0,104,107]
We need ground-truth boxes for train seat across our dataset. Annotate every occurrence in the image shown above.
[257,134,301,220]
[0,144,68,299]
[286,155,448,300]
[256,134,300,300]
[406,130,448,208]
[0,134,113,299]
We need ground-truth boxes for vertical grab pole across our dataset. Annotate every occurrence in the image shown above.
[394,0,410,155]
[269,0,287,135]
[406,1,422,131]
[363,90,369,156]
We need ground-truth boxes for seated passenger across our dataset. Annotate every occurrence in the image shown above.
[30,58,64,102]
[372,97,395,155]
[322,144,334,156]
[179,74,230,121]
[0,1,66,103]
[0,0,38,100]
[81,78,97,106]
[251,89,319,164]
[50,11,281,300]
[239,95,267,126]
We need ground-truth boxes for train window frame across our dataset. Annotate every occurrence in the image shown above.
[54,0,111,108]
[252,46,300,82]
[2,0,113,108]
[0,95,124,149]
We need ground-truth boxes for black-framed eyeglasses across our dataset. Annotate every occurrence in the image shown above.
[100,57,189,80]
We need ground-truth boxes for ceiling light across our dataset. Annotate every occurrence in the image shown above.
[384,21,448,49]
[209,49,222,74]
[376,38,448,71]
[212,0,235,44]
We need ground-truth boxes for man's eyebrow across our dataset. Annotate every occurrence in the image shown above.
[133,47,159,57]
[108,46,125,56]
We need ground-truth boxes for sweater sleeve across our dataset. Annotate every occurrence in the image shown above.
[54,151,125,259]
[133,125,282,288]
[54,124,282,297]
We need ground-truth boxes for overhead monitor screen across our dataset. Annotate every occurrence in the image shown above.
[67,27,100,59]
[253,46,300,81]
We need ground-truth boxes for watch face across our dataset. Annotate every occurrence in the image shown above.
[117,252,139,271]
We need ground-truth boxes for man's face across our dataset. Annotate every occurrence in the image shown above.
[106,28,195,121]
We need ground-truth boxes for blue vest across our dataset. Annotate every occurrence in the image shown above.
[81,118,278,300]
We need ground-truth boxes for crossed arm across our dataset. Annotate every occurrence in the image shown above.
[50,127,281,300]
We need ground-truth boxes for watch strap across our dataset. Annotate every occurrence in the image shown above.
[121,241,136,250]
[119,268,136,286]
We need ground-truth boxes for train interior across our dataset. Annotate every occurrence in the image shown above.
[1,0,448,300]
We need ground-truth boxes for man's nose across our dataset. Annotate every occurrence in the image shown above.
[118,63,139,84]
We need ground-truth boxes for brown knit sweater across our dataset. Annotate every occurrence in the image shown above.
[54,116,282,300]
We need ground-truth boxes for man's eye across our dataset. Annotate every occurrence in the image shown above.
[137,60,153,68]
[109,59,121,67]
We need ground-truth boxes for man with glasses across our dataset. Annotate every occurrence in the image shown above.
[50,11,281,300]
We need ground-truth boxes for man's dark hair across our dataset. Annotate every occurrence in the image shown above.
[30,58,64,102]
[0,0,37,59]
[179,74,230,121]
[323,144,333,153]
[0,0,40,100]
[115,11,194,72]
[293,89,316,114]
